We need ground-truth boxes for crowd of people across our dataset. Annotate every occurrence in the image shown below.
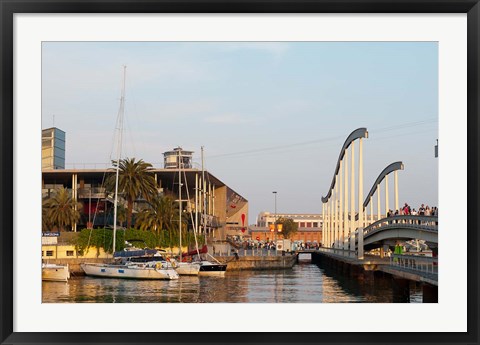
[387,203,438,217]
[233,239,320,251]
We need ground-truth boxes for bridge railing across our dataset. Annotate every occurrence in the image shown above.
[318,247,357,258]
[216,248,294,257]
[363,215,438,237]
[390,254,438,276]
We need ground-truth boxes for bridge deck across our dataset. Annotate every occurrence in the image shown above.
[379,266,438,286]
[315,249,438,286]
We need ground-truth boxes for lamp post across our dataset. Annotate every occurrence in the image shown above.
[273,191,277,256]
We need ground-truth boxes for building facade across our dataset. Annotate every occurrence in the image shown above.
[163,147,194,169]
[42,168,248,240]
[249,211,322,244]
[42,127,66,169]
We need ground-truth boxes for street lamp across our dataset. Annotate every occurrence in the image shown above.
[273,191,277,255]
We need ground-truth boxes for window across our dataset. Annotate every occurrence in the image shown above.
[46,250,54,257]
[66,250,74,257]
[313,222,318,227]
[300,222,305,228]
[306,222,312,228]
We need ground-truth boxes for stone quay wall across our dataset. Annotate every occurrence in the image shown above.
[216,254,297,270]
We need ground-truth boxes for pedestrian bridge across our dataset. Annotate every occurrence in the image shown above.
[321,128,438,258]
[360,215,438,251]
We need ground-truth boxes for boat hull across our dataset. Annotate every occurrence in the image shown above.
[81,263,179,280]
[42,264,70,282]
[198,263,227,277]
[175,262,201,275]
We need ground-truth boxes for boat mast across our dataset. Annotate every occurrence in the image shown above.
[178,149,182,261]
[201,146,207,243]
[194,172,200,257]
[113,65,126,255]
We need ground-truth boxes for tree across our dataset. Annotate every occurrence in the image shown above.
[43,187,83,232]
[106,157,157,229]
[276,217,298,239]
[135,194,177,233]
[135,193,188,251]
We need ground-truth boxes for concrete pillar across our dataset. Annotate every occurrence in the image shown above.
[370,196,373,224]
[377,184,381,221]
[325,203,328,247]
[394,170,399,212]
[334,175,339,248]
[392,278,410,303]
[212,185,216,217]
[322,202,325,247]
[358,138,364,259]
[422,284,438,303]
[344,149,349,250]
[208,183,212,215]
[72,173,77,232]
[339,160,344,250]
[329,200,333,248]
[385,174,389,216]
[350,142,356,252]
[324,203,327,247]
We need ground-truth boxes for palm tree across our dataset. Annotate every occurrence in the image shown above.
[106,157,157,229]
[43,188,83,232]
[135,194,186,250]
[42,199,54,232]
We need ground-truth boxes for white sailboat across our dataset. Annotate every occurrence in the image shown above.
[174,148,201,276]
[81,248,179,280]
[196,146,227,277]
[81,66,178,280]
[42,263,70,282]
[172,147,226,276]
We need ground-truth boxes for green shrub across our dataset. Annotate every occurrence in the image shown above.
[75,228,204,255]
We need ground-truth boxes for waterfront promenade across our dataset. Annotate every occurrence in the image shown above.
[311,248,438,302]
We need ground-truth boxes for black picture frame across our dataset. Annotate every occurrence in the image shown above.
[1,1,479,344]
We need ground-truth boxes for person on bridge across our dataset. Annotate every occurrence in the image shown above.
[419,204,426,215]
[425,205,431,216]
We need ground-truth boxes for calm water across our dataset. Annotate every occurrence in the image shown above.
[42,263,422,303]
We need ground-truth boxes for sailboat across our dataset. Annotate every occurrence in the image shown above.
[42,263,70,282]
[170,147,227,276]
[173,148,201,276]
[81,66,178,280]
[196,147,227,277]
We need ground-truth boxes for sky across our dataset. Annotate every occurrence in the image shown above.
[42,42,438,225]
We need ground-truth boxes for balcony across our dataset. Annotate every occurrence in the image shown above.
[200,214,221,228]
[77,187,107,199]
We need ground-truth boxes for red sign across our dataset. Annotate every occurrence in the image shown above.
[241,227,245,233]
[256,236,260,240]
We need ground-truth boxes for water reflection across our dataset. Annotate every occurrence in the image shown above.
[42,264,421,303]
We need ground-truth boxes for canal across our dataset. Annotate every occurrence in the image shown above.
[42,262,422,303]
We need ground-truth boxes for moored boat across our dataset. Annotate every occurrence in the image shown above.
[81,261,178,280]
[180,245,226,276]
[198,260,227,277]
[42,263,70,282]
[81,248,179,280]
[175,261,201,275]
